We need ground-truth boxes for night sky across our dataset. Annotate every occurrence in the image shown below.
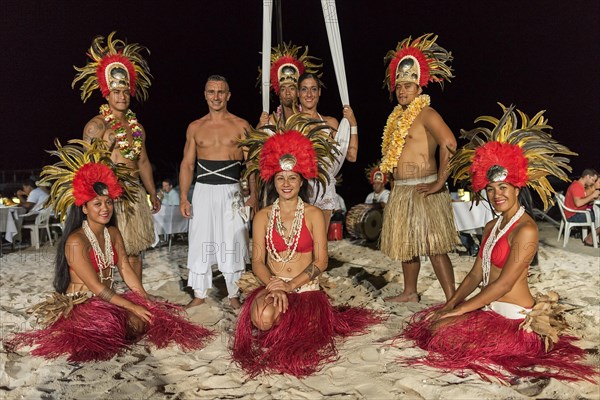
[2,0,598,206]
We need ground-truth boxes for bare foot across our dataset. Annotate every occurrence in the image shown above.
[384,292,420,303]
[230,297,242,310]
[185,298,205,309]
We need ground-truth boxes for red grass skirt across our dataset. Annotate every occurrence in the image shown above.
[401,304,598,383]
[232,287,384,378]
[4,292,215,362]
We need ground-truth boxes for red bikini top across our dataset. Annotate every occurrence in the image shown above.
[478,219,521,269]
[70,243,118,273]
[270,219,314,253]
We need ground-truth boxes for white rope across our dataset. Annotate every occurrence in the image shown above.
[261,0,273,113]
[321,0,349,174]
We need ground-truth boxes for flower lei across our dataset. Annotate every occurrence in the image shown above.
[99,104,143,161]
[380,94,430,173]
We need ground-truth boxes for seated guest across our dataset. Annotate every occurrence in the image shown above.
[364,164,390,208]
[564,168,599,245]
[160,178,180,206]
[5,141,213,362]
[400,105,596,383]
[232,115,382,378]
[17,179,49,212]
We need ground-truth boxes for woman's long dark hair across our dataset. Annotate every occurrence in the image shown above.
[518,186,539,266]
[54,191,117,293]
[264,175,312,206]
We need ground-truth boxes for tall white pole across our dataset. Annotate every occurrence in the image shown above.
[262,1,273,113]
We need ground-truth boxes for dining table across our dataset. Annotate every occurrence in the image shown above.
[451,200,494,232]
[0,206,26,256]
[152,205,189,252]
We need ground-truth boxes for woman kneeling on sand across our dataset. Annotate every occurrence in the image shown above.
[400,105,597,383]
[232,116,382,378]
[5,140,213,362]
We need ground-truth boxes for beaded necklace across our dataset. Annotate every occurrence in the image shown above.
[481,206,525,286]
[266,198,305,265]
[82,220,116,288]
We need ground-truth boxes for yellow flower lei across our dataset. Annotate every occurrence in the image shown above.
[380,95,430,173]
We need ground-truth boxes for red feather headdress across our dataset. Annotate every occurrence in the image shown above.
[259,130,318,181]
[240,113,339,193]
[96,53,138,98]
[365,162,389,185]
[73,163,123,205]
[38,139,140,221]
[72,31,152,103]
[449,104,576,211]
[259,43,321,94]
[384,33,453,98]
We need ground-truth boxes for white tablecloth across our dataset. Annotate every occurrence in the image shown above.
[593,200,600,227]
[452,201,494,232]
[0,206,26,243]
[152,205,189,247]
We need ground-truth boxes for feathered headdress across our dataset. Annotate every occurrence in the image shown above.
[258,42,322,94]
[449,104,577,211]
[241,113,339,190]
[72,31,152,102]
[38,139,140,221]
[365,161,388,185]
[384,33,453,98]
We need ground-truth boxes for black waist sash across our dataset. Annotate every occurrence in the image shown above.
[195,159,242,185]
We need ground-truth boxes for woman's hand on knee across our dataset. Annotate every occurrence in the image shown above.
[131,304,152,323]
[266,290,288,313]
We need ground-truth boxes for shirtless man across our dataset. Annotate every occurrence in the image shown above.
[257,80,297,127]
[75,32,159,282]
[257,43,321,128]
[379,34,458,302]
[179,75,256,309]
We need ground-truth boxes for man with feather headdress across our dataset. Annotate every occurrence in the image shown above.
[379,34,459,303]
[72,32,159,283]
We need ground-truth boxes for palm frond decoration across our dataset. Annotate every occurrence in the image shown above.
[39,139,140,221]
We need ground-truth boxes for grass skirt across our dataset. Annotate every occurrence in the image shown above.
[114,190,155,255]
[232,287,384,378]
[400,304,597,383]
[4,292,214,362]
[380,184,458,261]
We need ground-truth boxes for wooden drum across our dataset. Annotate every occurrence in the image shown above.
[345,203,383,241]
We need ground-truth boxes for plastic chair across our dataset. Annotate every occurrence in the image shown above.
[555,193,598,248]
[22,207,54,249]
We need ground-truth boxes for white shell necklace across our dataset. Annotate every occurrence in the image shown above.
[82,220,116,288]
[266,198,305,264]
[481,206,525,286]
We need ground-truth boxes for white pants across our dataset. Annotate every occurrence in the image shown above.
[187,183,249,298]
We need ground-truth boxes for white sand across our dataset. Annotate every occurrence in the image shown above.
[1,234,598,399]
